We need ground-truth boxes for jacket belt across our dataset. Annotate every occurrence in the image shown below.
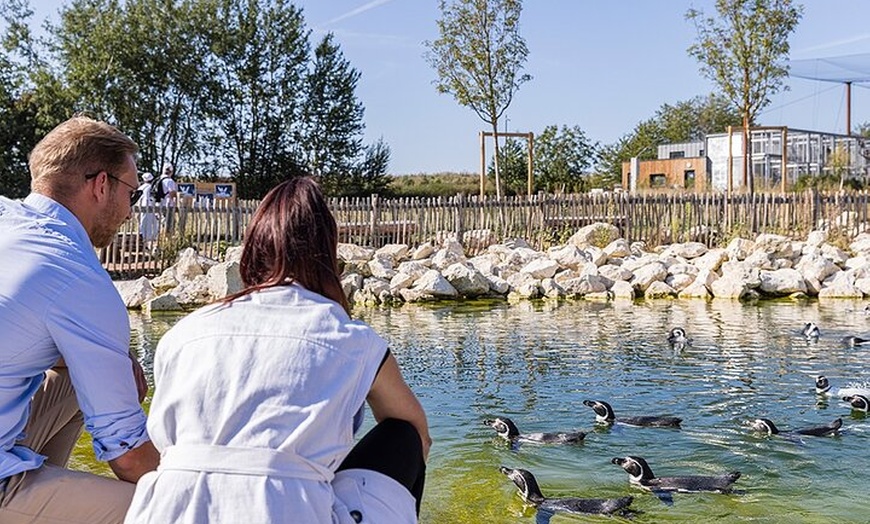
[159,444,333,482]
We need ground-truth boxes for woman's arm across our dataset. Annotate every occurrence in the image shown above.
[366,353,432,461]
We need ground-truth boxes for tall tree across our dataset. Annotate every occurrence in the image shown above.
[202,0,310,198]
[342,138,391,197]
[299,33,364,196]
[535,124,597,193]
[687,0,803,193]
[425,0,531,199]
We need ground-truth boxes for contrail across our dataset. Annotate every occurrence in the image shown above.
[324,0,395,26]
[797,33,870,54]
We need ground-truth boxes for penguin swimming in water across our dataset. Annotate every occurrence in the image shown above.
[841,335,870,347]
[667,327,690,347]
[611,456,740,493]
[583,400,682,428]
[814,375,870,399]
[843,394,869,413]
[802,322,820,340]
[751,417,842,437]
[499,466,634,519]
[483,417,585,445]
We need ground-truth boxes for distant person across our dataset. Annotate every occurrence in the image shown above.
[125,176,430,523]
[136,172,159,244]
[155,164,178,231]
[0,116,159,523]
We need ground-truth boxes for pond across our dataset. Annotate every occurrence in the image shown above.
[72,298,869,523]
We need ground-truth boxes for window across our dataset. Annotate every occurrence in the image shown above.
[650,174,666,187]
[669,151,685,159]
[684,170,695,189]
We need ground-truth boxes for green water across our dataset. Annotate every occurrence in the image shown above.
[73,299,869,523]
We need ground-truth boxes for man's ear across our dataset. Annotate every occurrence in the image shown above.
[89,171,110,203]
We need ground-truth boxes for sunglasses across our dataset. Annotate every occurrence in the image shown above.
[85,171,143,206]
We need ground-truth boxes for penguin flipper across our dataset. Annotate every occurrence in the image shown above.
[534,509,554,524]
[651,489,674,506]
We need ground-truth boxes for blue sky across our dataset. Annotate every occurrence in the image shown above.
[26,0,870,174]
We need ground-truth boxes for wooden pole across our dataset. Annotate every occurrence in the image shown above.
[479,131,486,198]
[781,127,787,193]
[846,81,852,136]
[527,132,534,197]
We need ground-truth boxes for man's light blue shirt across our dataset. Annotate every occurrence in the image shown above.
[0,194,149,481]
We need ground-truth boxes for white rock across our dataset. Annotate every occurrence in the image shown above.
[540,278,564,298]
[521,258,560,279]
[375,244,410,262]
[661,242,708,259]
[467,253,501,276]
[548,244,588,269]
[849,233,870,255]
[603,238,631,258]
[678,280,712,299]
[562,275,608,296]
[337,243,375,262]
[399,270,458,301]
[567,222,621,248]
[599,264,633,281]
[759,268,807,296]
[224,245,244,264]
[610,280,635,300]
[692,248,728,272]
[442,263,490,297]
[206,260,242,300]
[645,281,676,299]
[710,273,750,299]
[143,293,183,313]
[411,242,435,260]
[342,273,364,299]
[665,273,695,292]
[629,262,668,292]
[726,238,755,261]
[367,255,396,280]
[114,277,155,308]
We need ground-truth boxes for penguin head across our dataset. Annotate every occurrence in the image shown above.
[583,400,615,422]
[802,322,820,339]
[499,466,545,505]
[484,417,520,439]
[667,327,688,344]
[843,394,870,413]
[751,418,780,435]
[815,375,830,394]
[611,456,655,483]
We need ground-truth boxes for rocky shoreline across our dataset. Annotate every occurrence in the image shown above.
[115,222,870,312]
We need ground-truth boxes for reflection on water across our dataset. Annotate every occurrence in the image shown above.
[74,299,869,523]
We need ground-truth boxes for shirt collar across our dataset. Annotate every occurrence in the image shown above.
[23,193,94,249]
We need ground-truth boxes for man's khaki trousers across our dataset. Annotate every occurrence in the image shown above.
[0,367,136,523]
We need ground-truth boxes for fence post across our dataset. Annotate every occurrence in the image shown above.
[369,194,379,248]
[455,193,464,244]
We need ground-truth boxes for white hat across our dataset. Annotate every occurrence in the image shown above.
[142,172,154,182]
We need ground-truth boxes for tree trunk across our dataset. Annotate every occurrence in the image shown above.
[743,113,753,196]
[491,121,502,199]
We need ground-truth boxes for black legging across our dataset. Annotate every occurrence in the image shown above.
[337,418,426,515]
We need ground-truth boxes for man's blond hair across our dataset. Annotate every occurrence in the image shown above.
[29,116,139,197]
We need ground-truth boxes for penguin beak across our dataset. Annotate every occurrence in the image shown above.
[611,457,624,466]
[499,466,511,475]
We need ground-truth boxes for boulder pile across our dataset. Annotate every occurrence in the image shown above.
[116,223,870,312]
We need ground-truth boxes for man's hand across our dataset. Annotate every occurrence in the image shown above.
[131,355,148,403]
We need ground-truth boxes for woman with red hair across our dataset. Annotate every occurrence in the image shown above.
[126,177,430,523]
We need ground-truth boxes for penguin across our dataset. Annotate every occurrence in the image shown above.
[751,417,842,437]
[802,322,820,340]
[582,400,682,428]
[611,456,740,493]
[814,375,870,399]
[667,327,690,347]
[841,335,870,347]
[499,467,634,517]
[483,417,585,444]
[843,394,869,413]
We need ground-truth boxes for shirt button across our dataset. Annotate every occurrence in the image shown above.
[350,510,363,522]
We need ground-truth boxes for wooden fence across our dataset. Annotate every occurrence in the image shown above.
[100,190,870,278]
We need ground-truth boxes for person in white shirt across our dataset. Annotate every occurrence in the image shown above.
[136,172,158,244]
[125,176,430,524]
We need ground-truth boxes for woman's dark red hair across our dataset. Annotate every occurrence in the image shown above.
[227,176,349,312]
